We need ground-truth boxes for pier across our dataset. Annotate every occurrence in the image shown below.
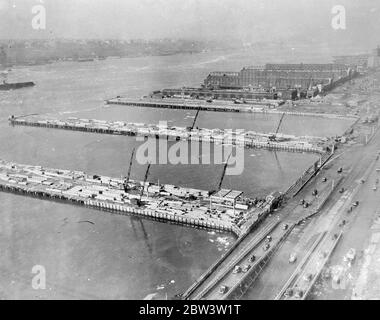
[9,116,326,154]
[0,159,277,237]
[106,97,358,120]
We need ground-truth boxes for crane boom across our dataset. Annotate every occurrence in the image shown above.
[191,106,201,130]
[139,163,151,201]
[123,147,135,192]
[274,112,286,136]
[218,153,232,191]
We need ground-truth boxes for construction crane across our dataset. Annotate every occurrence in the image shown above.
[217,152,232,191]
[139,163,151,203]
[123,147,135,192]
[187,106,201,131]
[269,112,286,141]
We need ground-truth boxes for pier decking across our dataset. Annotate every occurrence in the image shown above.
[0,159,276,236]
[9,116,326,154]
[106,97,358,120]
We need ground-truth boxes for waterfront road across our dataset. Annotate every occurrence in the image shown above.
[185,157,336,300]
[242,121,380,300]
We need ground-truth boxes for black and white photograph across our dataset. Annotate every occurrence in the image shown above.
[1,0,380,306]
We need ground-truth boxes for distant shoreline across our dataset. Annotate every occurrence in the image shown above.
[5,49,216,69]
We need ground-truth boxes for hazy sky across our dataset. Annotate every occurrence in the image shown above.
[0,0,379,48]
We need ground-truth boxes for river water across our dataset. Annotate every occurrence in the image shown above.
[0,48,354,299]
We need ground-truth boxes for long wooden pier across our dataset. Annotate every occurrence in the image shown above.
[106,97,358,120]
[9,116,325,154]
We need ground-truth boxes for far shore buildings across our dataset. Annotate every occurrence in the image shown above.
[158,47,379,101]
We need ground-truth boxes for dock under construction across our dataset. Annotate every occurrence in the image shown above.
[106,97,358,121]
[0,159,282,237]
[9,115,328,154]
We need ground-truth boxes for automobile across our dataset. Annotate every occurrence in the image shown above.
[233,265,242,274]
[353,201,360,207]
[265,235,272,243]
[322,177,328,182]
[304,273,313,282]
[249,255,256,263]
[373,185,377,191]
[339,219,347,227]
[303,202,309,208]
[322,268,332,280]
[300,199,305,205]
[242,264,251,273]
[219,285,229,294]
[295,289,304,299]
[312,189,318,196]
[282,223,289,230]
[344,248,356,263]
[289,253,297,263]
[337,167,343,173]
[263,244,270,251]
[339,187,345,193]
[285,288,294,297]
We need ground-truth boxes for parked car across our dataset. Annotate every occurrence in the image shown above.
[242,264,251,273]
[295,289,304,298]
[263,243,270,251]
[219,285,229,294]
[233,265,242,274]
[304,273,313,282]
[285,288,294,297]
[289,253,297,263]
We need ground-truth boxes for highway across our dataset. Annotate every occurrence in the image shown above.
[184,163,336,300]
[242,117,380,299]
[191,220,282,300]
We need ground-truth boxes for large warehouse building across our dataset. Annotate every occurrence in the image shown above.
[204,63,353,91]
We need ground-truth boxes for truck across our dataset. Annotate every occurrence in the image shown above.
[219,285,229,294]
[233,265,242,274]
[289,253,297,263]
